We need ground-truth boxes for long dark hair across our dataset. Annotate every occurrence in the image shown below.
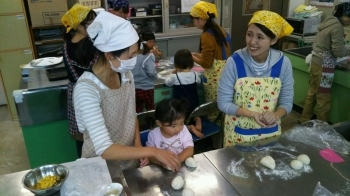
[192,13,227,52]
[63,10,97,41]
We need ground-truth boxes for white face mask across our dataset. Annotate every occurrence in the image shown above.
[109,56,137,73]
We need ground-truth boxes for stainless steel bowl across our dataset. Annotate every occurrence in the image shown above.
[22,164,69,195]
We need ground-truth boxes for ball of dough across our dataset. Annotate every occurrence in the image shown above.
[182,188,195,196]
[165,165,172,170]
[297,154,310,165]
[291,160,303,170]
[171,176,185,190]
[185,157,197,168]
[260,156,276,169]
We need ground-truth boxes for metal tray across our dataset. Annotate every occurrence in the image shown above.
[46,67,68,81]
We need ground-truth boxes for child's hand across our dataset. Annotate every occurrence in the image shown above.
[172,69,178,74]
[139,158,149,167]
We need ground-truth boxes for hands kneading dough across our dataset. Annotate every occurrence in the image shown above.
[260,156,276,169]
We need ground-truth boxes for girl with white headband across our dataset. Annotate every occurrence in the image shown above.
[73,11,180,171]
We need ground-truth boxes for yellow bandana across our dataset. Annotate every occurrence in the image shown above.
[190,1,218,19]
[248,10,293,39]
[61,4,92,33]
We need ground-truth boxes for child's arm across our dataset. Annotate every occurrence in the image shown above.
[144,54,158,79]
[164,74,176,86]
[177,147,194,162]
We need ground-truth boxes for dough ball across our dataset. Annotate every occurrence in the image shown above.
[182,188,195,196]
[291,160,303,170]
[185,157,197,168]
[297,154,310,165]
[260,156,276,169]
[171,176,185,190]
[165,165,172,170]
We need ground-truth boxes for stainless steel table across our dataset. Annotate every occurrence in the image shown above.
[122,153,239,196]
[203,137,350,196]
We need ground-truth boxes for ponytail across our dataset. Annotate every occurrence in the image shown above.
[75,37,100,67]
[201,12,227,51]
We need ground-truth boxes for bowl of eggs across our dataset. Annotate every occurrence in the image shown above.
[22,164,69,195]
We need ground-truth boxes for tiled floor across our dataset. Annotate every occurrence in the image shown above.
[0,105,30,176]
[0,105,301,176]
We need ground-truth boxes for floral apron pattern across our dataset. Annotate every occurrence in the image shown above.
[224,54,283,147]
[203,59,227,102]
[319,51,336,93]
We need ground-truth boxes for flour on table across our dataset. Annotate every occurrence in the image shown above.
[334,182,350,196]
[255,169,263,182]
[261,161,312,180]
[227,158,249,178]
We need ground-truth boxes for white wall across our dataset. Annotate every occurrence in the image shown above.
[288,0,306,17]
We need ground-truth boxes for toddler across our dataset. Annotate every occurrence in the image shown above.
[165,49,203,138]
[141,31,163,59]
[131,38,158,113]
[146,98,194,167]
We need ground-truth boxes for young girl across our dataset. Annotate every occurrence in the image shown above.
[131,38,158,113]
[140,31,163,59]
[165,49,203,138]
[146,98,194,166]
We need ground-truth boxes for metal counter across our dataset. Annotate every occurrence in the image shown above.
[203,137,350,196]
[122,153,239,196]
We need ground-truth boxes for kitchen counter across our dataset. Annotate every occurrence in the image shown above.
[2,128,349,196]
[122,153,239,196]
[203,136,350,196]
[283,47,350,123]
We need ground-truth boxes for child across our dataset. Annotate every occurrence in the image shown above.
[165,49,203,138]
[141,31,163,59]
[146,98,194,167]
[131,38,158,113]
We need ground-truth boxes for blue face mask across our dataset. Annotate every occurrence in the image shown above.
[109,56,137,73]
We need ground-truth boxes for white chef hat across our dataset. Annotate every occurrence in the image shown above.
[87,11,138,52]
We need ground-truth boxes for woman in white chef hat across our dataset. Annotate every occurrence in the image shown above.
[73,11,180,171]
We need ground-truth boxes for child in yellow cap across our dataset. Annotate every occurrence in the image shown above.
[217,10,294,147]
[190,1,232,102]
[61,4,97,157]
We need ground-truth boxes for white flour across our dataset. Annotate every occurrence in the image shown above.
[227,143,313,181]
[227,158,249,178]
[334,182,350,196]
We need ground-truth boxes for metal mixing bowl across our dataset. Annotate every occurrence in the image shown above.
[22,164,69,195]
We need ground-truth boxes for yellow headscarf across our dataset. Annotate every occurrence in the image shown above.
[190,1,218,19]
[248,10,293,39]
[61,4,92,33]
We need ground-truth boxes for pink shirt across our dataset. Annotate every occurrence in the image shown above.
[146,127,194,154]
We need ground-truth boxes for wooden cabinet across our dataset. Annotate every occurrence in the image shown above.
[30,25,65,58]
[0,0,25,14]
[0,0,34,120]
[0,15,31,51]
[0,50,33,120]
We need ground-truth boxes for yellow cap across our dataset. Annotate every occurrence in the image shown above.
[61,4,92,33]
[248,10,293,39]
[190,1,218,19]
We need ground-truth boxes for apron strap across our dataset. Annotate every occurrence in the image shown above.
[270,56,284,78]
[175,73,182,85]
[232,53,247,78]
[235,125,278,135]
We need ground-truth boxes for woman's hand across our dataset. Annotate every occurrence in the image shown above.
[191,52,202,58]
[139,158,149,168]
[260,111,279,127]
[249,111,266,127]
[154,149,180,172]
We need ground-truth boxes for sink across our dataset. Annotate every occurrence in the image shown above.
[284,46,312,58]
